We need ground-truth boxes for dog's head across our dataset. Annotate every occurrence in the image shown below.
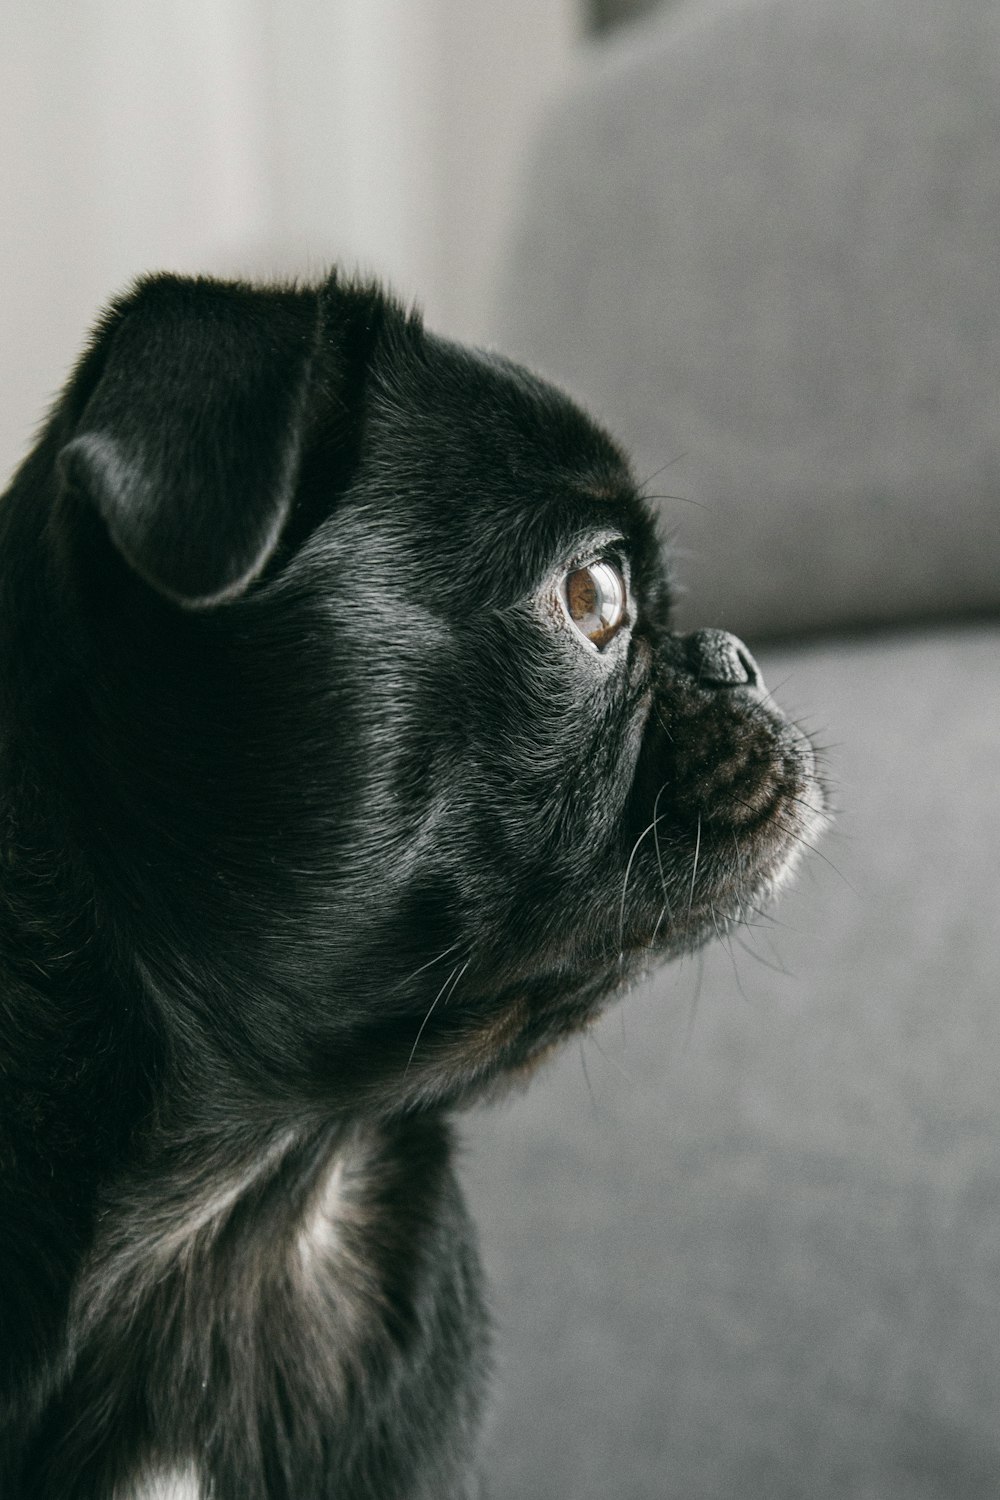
[4,273,825,1112]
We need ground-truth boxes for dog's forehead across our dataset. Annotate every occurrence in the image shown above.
[362,328,653,567]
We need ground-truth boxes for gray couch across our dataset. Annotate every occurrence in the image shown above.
[461,2,1000,1496]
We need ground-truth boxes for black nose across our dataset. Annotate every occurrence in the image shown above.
[685,629,763,691]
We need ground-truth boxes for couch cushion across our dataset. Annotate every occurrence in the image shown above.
[462,623,1000,1499]
[493,0,1000,638]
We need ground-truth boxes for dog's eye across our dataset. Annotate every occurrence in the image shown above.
[562,560,628,650]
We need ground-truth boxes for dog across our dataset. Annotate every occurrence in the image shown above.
[0,272,826,1498]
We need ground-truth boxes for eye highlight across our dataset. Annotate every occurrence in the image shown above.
[562,560,628,650]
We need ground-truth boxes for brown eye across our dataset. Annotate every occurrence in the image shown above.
[562,560,628,649]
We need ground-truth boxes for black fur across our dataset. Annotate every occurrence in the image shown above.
[0,272,826,1498]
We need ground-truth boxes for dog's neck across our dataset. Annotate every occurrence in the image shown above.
[0,862,486,1497]
[73,1111,392,1369]
[5,1048,486,1497]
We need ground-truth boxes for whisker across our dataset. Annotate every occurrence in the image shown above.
[397,940,462,991]
[711,906,749,1004]
[637,452,690,489]
[641,491,709,511]
[648,903,668,948]
[721,790,853,893]
[687,814,702,921]
[587,1029,635,1086]
[655,710,675,744]
[683,950,705,1052]
[733,931,795,976]
[578,1042,599,1118]
[618,814,663,961]
[404,958,469,1076]
[652,781,672,919]
[781,831,858,894]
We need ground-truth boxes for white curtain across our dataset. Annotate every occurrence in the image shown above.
[0,0,580,479]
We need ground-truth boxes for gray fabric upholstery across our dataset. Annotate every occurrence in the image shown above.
[463,626,1000,1498]
[494,0,1000,638]
[469,1,1000,1493]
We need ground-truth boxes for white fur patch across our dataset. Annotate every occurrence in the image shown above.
[290,1137,383,1352]
[295,1156,347,1276]
[121,1465,203,1500]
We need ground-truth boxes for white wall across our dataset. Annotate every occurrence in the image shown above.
[0,0,581,480]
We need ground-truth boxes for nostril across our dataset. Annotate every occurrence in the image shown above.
[735,645,759,688]
[685,629,764,692]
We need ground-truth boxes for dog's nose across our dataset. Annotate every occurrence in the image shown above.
[684,629,764,691]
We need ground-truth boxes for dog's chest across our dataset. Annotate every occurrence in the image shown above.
[124,1464,204,1500]
[43,1115,486,1499]
[69,1131,391,1493]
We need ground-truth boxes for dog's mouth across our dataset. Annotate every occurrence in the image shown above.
[618,676,828,958]
[387,689,826,1110]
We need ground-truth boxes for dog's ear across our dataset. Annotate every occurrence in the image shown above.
[57,274,325,608]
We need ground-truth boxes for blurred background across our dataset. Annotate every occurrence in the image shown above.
[5,3,1000,1496]
[2,0,657,482]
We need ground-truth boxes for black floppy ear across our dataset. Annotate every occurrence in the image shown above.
[58,274,321,608]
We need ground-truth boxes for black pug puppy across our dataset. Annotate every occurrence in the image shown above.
[0,273,826,1499]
